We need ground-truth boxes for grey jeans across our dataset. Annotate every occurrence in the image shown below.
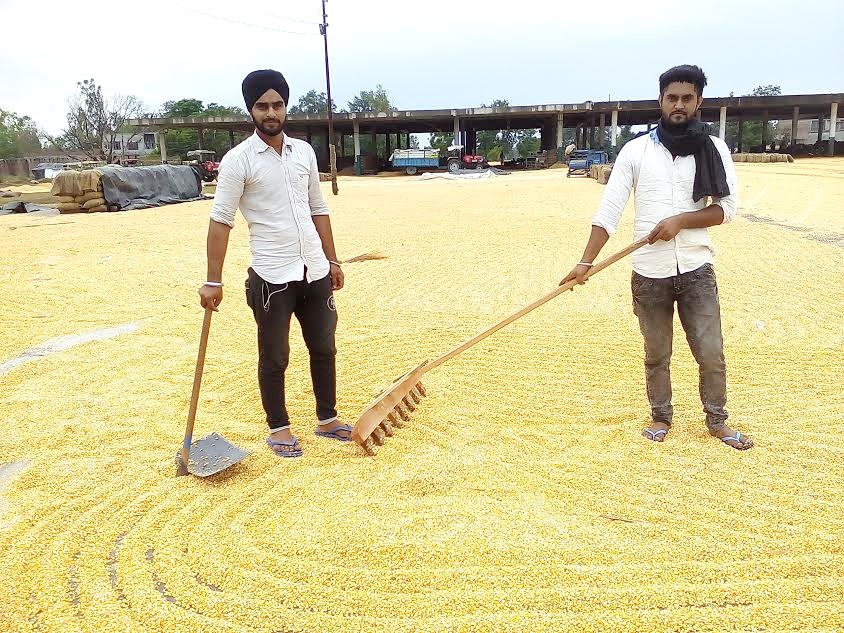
[631,263,728,431]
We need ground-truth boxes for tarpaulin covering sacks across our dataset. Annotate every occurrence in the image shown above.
[97,165,204,210]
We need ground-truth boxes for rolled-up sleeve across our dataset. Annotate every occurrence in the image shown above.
[712,138,738,223]
[307,146,330,217]
[209,153,245,227]
[591,142,635,236]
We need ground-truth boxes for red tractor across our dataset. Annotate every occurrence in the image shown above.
[446,145,487,172]
[186,150,220,182]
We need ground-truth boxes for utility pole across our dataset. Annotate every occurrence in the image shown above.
[320,0,338,195]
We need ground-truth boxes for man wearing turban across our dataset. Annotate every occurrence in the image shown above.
[200,69,350,458]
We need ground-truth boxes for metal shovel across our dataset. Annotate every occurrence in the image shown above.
[176,308,248,477]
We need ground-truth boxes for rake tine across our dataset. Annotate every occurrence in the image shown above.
[409,388,421,404]
[380,419,394,437]
[362,437,376,456]
[372,427,386,446]
[388,412,403,429]
[402,395,416,412]
[415,382,427,397]
[396,403,411,421]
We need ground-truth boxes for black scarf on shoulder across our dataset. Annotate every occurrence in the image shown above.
[656,118,730,202]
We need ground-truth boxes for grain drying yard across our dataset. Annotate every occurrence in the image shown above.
[1,159,843,632]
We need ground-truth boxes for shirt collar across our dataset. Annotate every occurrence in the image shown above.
[649,128,661,145]
[251,131,294,154]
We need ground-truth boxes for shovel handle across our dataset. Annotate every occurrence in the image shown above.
[180,308,213,469]
[424,237,649,373]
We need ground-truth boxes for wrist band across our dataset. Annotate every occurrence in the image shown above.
[328,260,342,267]
[577,262,593,267]
[204,281,224,287]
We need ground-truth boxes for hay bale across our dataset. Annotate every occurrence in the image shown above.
[83,198,106,209]
[57,202,82,213]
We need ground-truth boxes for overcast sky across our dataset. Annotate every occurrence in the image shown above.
[2,0,842,135]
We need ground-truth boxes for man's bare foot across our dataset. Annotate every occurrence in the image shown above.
[642,421,670,442]
[710,425,754,450]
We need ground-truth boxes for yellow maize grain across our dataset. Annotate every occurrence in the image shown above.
[0,159,842,632]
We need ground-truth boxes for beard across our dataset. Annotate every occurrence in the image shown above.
[661,112,691,133]
[253,116,284,137]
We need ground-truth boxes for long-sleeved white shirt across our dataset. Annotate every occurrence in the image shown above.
[210,132,330,284]
[591,130,738,278]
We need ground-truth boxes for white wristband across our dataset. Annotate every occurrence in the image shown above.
[328,260,342,267]
[577,262,593,267]
[203,281,224,287]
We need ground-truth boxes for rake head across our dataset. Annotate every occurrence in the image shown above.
[351,361,428,455]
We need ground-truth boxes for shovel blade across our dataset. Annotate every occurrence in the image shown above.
[180,432,249,477]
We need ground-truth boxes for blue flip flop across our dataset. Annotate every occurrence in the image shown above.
[314,423,353,442]
[719,431,753,450]
[266,435,302,458]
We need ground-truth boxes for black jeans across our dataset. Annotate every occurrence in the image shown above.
[246,267,338,430]
[631,263,728,431]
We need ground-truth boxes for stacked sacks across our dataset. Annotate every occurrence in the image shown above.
[596,164,613,185]
[731,153,794,163]
[588,163,613,184]
[51,170,110,213]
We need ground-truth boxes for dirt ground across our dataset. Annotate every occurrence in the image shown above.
[0,159,842,632]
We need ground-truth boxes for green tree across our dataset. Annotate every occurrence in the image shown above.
[347,85,394,113]
[0,109,41,158]
[161,99,203,160]
[288,90,335,115]
[476,99,515,159]
[515,129,540,157]
[724,84,783,150]
[347,85,396,157]
[159,99,246,160]
[429,132,454,152]
[161,98,204,118]
[751,85,782,97]
[199,103,248,157]
[203,103,245,117]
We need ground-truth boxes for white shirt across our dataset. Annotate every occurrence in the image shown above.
[591,130,738,278]
[210,132,330,284]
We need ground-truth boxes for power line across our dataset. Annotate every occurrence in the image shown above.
[178,6,318,35]
[263,10,319,26]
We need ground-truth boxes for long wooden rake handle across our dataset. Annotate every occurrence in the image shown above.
[177,308,213,476]
[424,237,649,373]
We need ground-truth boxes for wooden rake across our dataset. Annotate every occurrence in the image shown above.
[350,237,649,455]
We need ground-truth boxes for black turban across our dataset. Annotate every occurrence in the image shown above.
[242,70,290,111]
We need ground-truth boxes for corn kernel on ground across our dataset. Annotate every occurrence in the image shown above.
[1,160,842,632]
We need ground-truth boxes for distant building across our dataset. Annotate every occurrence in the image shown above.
[104,132,158,164]
[791,117,844,144]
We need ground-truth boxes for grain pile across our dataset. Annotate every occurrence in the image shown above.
[1,159,843,632]
[51,169,109,213]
